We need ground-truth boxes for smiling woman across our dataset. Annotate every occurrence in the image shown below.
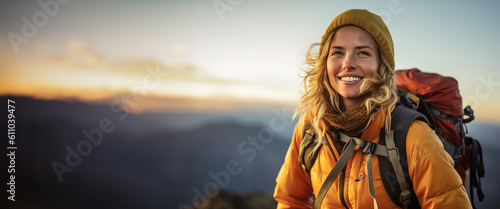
[327,26,380,110]
[274,9,472,209]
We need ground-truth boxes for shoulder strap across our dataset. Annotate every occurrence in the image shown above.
[315,133,389,209]
[379,103,428,209]
[398,92,436,130]
[298,123,317,174]
[300,103,429,208]
[298,123,338,175]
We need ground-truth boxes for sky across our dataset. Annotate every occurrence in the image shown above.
[1,0,499,123]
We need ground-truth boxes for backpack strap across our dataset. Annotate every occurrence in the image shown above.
[467,136,485,209]
[314,133,389,209]
[379,103,429,209]
[398,92,437,130]
[400,91,465,166]
[298,123,318,174]
[300,101,429,209]
[314,136,356,209]
[299,123,338,175]
[428,105,465,167]
[384,130,412,208]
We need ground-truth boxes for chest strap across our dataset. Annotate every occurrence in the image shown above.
[314,133,389,209]
[314,132,412,209]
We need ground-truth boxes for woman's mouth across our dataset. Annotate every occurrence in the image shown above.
[339,76,362,82]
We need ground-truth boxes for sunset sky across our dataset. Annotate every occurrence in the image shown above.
[1,0,499,123]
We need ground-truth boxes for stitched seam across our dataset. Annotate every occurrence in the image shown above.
[425,183,463,200]
[410,145,440,168]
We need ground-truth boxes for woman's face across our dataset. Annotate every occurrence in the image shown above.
[326,26,380,110]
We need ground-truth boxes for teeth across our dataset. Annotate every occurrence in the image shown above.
[340,77,361,81]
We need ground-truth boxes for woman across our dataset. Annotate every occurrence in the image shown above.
[273,9,472,208]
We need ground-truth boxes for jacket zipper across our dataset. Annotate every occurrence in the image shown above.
[339,169,348,208]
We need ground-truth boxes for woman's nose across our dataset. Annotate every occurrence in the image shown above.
[342,54,357,70]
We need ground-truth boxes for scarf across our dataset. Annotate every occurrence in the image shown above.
[323,99,376,154]
[324,102,373,136]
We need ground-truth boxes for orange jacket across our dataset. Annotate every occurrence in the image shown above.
[274,110,472,209]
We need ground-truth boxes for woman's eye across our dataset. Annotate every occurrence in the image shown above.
[331,51,343,56]
[358,51,370,56]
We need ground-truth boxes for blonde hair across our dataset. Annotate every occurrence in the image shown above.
[295,29,398,147]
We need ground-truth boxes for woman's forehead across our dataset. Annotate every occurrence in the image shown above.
[331,26,377,47]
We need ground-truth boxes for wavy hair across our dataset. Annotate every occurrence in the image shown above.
[295,28,398,148]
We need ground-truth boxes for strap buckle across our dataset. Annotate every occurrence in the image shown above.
[399,190,412,208]
[400,94,419,109]
[463,105,475,123]
[388,146,400,158]
[361,142,377,154]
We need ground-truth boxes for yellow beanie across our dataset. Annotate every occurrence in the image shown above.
[320,9,395,70]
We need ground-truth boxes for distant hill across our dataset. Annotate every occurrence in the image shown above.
[1,96,498,208]
[0,96,291,208]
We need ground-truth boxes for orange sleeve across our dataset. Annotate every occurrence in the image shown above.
[406,120,472,209]
[274,120,314,208]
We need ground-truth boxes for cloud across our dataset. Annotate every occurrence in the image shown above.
[170,43,189,56]
[96,93,296,114]
[52,39,228,84]
[0,40,22,80]
[9,38,226,85]
[35,39,105,70]
[0,38,301,116]
[107,57,231,84]
[67,38,87,55]
[0,38,234,101]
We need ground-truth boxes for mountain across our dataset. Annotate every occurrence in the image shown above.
[1,96,499,208]
[1,96,291,208]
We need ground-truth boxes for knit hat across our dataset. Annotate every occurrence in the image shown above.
[320,9,395,70]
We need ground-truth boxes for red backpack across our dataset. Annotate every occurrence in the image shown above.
[395,68,485,208]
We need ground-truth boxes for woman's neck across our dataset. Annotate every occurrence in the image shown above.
[342,97,363,111]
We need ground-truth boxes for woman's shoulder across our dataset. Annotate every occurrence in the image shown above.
[405,120,447,160]
[293,115,317,135]
[407,120,437,139]
[292,118,310,140]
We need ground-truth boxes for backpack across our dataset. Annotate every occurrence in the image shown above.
[395,69,484,208]
[298,69,485,209]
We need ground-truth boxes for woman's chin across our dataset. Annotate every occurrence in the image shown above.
[340,92,362,99]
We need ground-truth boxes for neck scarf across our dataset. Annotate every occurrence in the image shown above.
[323,100,373,137]
[323,100,373,156]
